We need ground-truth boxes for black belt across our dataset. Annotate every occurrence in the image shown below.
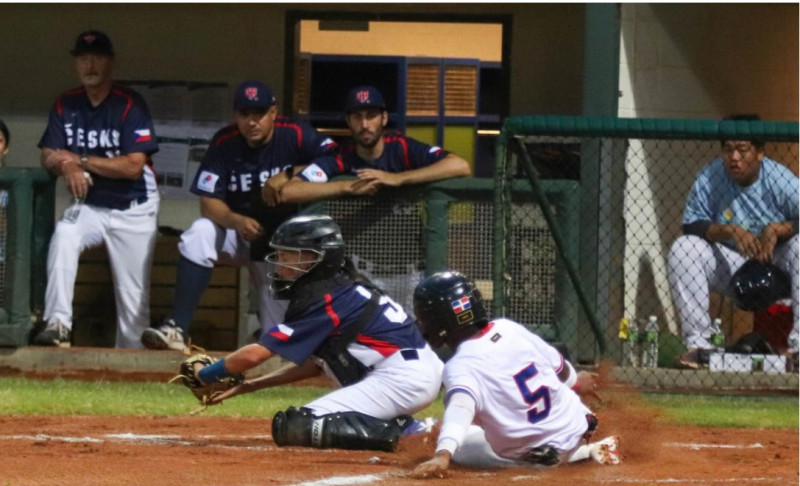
[400,349,419,361]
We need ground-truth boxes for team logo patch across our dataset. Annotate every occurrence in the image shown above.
[134,129,152,143]
[456,310,474,324]
[451,296,471,314]
[83,33,97,44]
[723,207,734,221]
[301,164,329,183]
[196,171,219,193]
[356,90,370,103]
[245,87,259,100]
[269,324,294,343]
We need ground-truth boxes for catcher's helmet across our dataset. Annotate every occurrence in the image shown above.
[413,271,489,348]
[729,260,791,312]
[267,214,345,299]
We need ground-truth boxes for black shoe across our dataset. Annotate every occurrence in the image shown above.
[141,318,185,351]
[674,348,711,370]
[33,322,71,347]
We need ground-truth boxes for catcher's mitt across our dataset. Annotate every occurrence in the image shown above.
[169,353,245,406]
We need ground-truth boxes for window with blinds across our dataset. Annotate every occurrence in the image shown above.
[444,65,478,117]
[406,63,440,116]
[293,57,311,114]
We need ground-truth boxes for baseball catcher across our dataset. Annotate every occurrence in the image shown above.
[179,214,443,452]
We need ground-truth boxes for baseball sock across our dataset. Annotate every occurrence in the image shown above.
[171,257,213,333]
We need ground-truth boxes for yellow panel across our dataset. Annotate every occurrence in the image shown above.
[443,125,475,171]
[405,125,437,146]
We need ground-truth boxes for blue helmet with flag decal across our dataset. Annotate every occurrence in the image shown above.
[413,270,489,349]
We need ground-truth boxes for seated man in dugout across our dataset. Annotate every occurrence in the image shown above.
[668,114,799,370]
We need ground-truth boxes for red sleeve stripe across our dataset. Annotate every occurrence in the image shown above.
[383,136,410,170]
[324,294,341,327]
[56,98,63,116]
[275,118,302,147]
[335,153,344,172]
[215,126,240,146]
[111,88,134,121]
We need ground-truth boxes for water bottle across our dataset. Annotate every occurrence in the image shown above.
[63,196,84,223]
[710,318,725,353]
[619,317,640,367]
[642,315,659,368]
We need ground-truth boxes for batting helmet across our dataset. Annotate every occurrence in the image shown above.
[729,260,791,313]
[413,271,489,348]
[267,214,345,299]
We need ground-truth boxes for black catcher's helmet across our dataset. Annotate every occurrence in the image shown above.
[729,260,791,313]
[267,214,346,299]
[413,271,489,348]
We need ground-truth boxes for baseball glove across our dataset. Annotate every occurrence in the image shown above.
[169,353,245,406]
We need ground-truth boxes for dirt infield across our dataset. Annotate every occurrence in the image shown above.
[2,391,797,486]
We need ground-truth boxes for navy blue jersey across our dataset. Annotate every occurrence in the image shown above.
[39,84,159,210]
[191,116,336,217]
[259,284,427,367]
[299,131,449,182]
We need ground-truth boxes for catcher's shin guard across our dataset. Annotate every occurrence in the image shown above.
[271,406,409,452]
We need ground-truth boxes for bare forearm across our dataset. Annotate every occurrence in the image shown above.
[223,343,273,374]
[394,155,471,186]
[83,153,146,180]
[240,359,321,392]
[705,223,746,242]
[280,178,353,204]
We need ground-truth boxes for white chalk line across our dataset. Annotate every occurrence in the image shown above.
[283,474,388,486]
[666,442,764,450]
[0,432,274,451]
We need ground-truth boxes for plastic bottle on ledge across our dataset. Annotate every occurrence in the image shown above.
[710,318,725,353]
[619,317,640,368]
[642,315,659,368]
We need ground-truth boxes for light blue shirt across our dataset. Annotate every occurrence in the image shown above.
[683,156,799,248]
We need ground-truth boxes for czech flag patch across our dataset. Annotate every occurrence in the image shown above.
[268,324,294,342]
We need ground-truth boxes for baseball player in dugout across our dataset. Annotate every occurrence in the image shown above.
[410,271,620,479]
[141,81,336,351]
[275,85,472,205]
[668,114,799,370]
[186,214,443,451]
[35,30,160,348]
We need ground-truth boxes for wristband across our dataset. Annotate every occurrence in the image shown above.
[284,166,294,179]
[80,155,89,170]
[197,358,231,384]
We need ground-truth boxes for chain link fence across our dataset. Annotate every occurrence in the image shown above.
[496,116,798,391]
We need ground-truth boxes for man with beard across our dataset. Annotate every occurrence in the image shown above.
[274,86,471,312]
[276,85,471,203]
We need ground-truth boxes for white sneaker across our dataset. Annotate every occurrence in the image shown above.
[589,436,621,465]
[141,320,185,351]
[400,417,439,437]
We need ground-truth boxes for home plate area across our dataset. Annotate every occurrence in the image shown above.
[0,412,796,486]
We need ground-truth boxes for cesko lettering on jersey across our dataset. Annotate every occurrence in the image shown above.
[225,166,286,192]
[65,124,121,150]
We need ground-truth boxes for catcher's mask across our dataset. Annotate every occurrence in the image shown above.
[266,214,345,299]
[413,270,489,349]
[729,260,791,313]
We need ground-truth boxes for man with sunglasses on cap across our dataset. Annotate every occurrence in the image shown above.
[141,80,336,351]
[36,30,160,348]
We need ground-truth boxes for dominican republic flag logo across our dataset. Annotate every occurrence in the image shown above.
[269,324,294,342]
[356,90,370,103]
[245,87,259,100]
[451,297,471,314]
[134,129,152,143]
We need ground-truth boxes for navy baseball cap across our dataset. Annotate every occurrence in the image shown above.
[71,30,114,57]
[233,81,276,111]
[345,85,386,113]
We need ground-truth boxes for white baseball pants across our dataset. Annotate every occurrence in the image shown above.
[177,217,288,333]
[668,234,799,351]
[44,197,159,348]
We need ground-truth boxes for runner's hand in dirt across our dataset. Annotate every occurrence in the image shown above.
[410,451,452,479]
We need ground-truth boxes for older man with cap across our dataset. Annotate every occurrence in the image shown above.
[141,80,337,351]
[35,30,160,348]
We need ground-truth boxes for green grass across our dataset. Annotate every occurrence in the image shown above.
[0,377,794,430]
[643,392,798,429]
